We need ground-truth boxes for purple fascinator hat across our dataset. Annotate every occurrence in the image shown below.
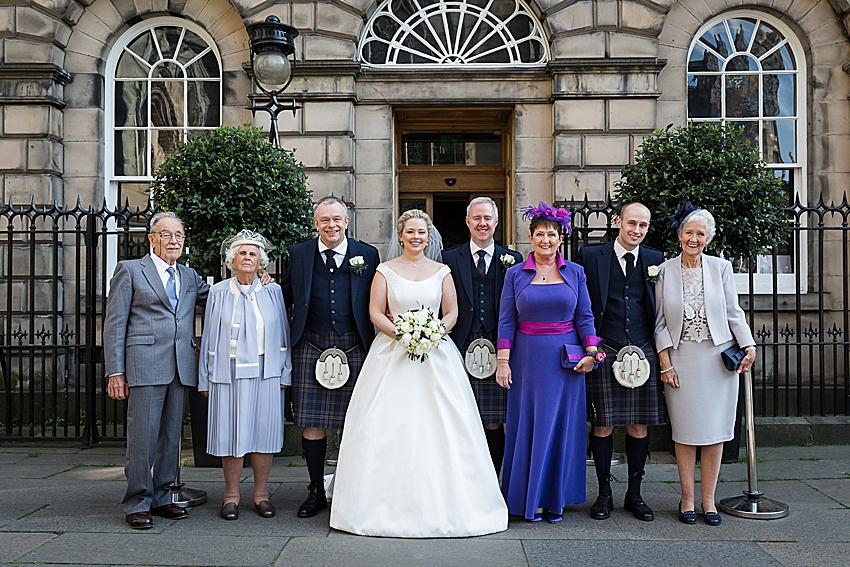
[521,201,572,236]
[669,201,702,235]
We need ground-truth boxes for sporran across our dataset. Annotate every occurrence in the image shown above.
[315,347,350,389]
[611,345,651,389]
[465,338,497,379]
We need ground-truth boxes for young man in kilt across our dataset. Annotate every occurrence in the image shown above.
[575,202,666,521]
[442,197,522,474]
[282,196,380,518]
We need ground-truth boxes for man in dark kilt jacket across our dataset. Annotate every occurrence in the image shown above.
[442,197,522,474]
[575,202,666,521]
[282,196,380,518]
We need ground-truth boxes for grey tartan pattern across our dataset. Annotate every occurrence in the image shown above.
[291,329,365,429]
[464,330,506,424]
[585,341,666,427]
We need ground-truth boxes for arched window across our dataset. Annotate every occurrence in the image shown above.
[359,0,548,67]
[687,13,805,293]
[106,17,222,208]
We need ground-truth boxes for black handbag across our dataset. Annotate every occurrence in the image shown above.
[721,343,746,372]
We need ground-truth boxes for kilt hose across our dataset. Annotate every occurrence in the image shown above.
[463,330,507,424]
[586,340,666,427]
[292,328,365,430]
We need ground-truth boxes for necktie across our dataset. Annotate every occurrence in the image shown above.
[323,249,336,273]
[623,252,635,280]
[165,266,178,311]
[476,250,487,275]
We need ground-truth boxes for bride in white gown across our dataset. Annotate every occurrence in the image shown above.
[329,209,508,538]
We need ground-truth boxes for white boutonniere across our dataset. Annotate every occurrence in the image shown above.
[500,254,516,269]
[646,265,660,283]
[349,256,367,275]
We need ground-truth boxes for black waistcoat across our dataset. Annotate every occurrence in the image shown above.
[306,248,355,336]
[599,252,651,345]
[469,254,498,334]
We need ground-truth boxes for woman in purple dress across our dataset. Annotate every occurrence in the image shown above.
[496,202,602,523]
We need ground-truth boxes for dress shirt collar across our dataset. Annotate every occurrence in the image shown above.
[614,239,640,263]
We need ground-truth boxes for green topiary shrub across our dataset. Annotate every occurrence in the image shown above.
[615,122,789,260]
[150,125,313,277]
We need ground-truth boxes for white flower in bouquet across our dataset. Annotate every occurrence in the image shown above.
[394,305,447,362]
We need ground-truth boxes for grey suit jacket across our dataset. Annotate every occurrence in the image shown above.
[654,254,754,352]
[103,254,210,387]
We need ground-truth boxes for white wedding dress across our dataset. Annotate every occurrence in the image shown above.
[329,264,508,538]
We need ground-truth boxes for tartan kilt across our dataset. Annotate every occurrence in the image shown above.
[464,330,507,424]
[291,328,365,429]
[586,340,667,427]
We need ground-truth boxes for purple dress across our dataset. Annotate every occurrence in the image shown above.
[497,253,600,519]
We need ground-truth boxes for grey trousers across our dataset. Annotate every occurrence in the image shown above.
[121,375,187,514]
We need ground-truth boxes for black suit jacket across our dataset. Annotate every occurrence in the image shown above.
[282,237,380,350]
[442,242,522,350]
[574,241,665,337]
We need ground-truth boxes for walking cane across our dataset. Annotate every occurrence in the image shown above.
[718,370,789,519]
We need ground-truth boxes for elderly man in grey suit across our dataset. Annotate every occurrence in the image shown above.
[104,212,210,529]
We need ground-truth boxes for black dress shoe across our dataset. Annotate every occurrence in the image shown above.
[590,493,614,520]
[297,485,328,518]
[151,504,188,520]
[624,492,654,521]
[255,500,275,518]
[678,501,697,524]
[126,511,153,529]
[220,502,239,520]
[702,507,722,526]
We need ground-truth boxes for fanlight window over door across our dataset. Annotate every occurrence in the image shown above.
[360,0,548,67]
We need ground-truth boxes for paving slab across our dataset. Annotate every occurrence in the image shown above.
[804,478,850,507]
[759,542,850,567]
[17,533,289,566]
[755,445,850,461]
[771,508,850,542]
[717,480,835,512]
[0,532,56,562]
[274,536,527,567]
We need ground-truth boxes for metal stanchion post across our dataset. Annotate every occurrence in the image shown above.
[718,370,789,519]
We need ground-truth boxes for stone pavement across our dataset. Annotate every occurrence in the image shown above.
[1,443,848,567]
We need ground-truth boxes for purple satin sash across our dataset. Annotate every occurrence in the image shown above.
[517,320,575,335]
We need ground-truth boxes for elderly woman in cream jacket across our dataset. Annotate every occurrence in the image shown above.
[654,205,755,527]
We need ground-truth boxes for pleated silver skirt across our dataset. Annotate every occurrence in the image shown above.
[665,339,739,446]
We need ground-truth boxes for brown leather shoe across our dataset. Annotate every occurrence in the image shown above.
[220,502,239,520]
[255,500,275,518]
[126,511,153,529]
[151,504,188,520]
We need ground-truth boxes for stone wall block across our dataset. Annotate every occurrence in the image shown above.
[229,0,276,16]
[306,170,353,199]
[4,174,62,205]
[30,0,74,21]
[292,3,315,31]
[62,141,101,177]
[280,136,327,169]
[514,104,552,138]
[354,105,391,140]
[111,0,138,21]
[657,63,685,100]
[252,105,302,135]
[28,139,63,173]
[352,173,392,208]
[515,137,553,171]
[208,9,245,41]
[303,34,356,60]
[64,73,102,109]
[195,0,230,30]
[0,140,26,171]
[181,0,208,21]
[607,32,658,58]
[340,0,373,14]
[620,1,665,35]
[4,38,64,65]
[608,99,656,130]
[316,2,363,39]
[68,11,112,47]
[555,170,605,202]
[62,175,100,207]
[596,0,618,27]
[327,136,354,169]
[811,100,850,136]
[551,32,605,58]
[132,0,154,19]
[658,15,692,51]
[5,106,50,136]
[514,172,553,234]
[0,7,14,34]
[546,1,593,35]
[355,139,392,174]
[65,24,107,59]
[86,0,125,31]
[353,207,392,247]
[64,108,102,142]
[608,171,622,200]
[304,100,354,134]
[554,135,582,167]
[584,135,629,166]
[554,99,604,131]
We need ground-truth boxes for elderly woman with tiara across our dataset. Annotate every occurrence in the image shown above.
[654,203,755,526]
[496,202,602,523]
[198,229,292,521]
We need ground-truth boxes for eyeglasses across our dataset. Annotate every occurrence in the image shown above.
[153,231,185,242]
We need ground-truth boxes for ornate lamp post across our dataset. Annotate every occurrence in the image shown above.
[246,15,300,147]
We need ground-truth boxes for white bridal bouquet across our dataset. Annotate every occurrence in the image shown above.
[394,306,447,363]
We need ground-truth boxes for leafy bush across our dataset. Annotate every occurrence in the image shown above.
[151,125,313,277]
[615,122,789,259]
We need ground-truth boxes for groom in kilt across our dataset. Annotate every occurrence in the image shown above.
[442,197,521,474]
[282,196,380,518]
[575,202,666,522]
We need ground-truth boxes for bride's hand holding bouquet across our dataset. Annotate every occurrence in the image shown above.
[394,306,447,362]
